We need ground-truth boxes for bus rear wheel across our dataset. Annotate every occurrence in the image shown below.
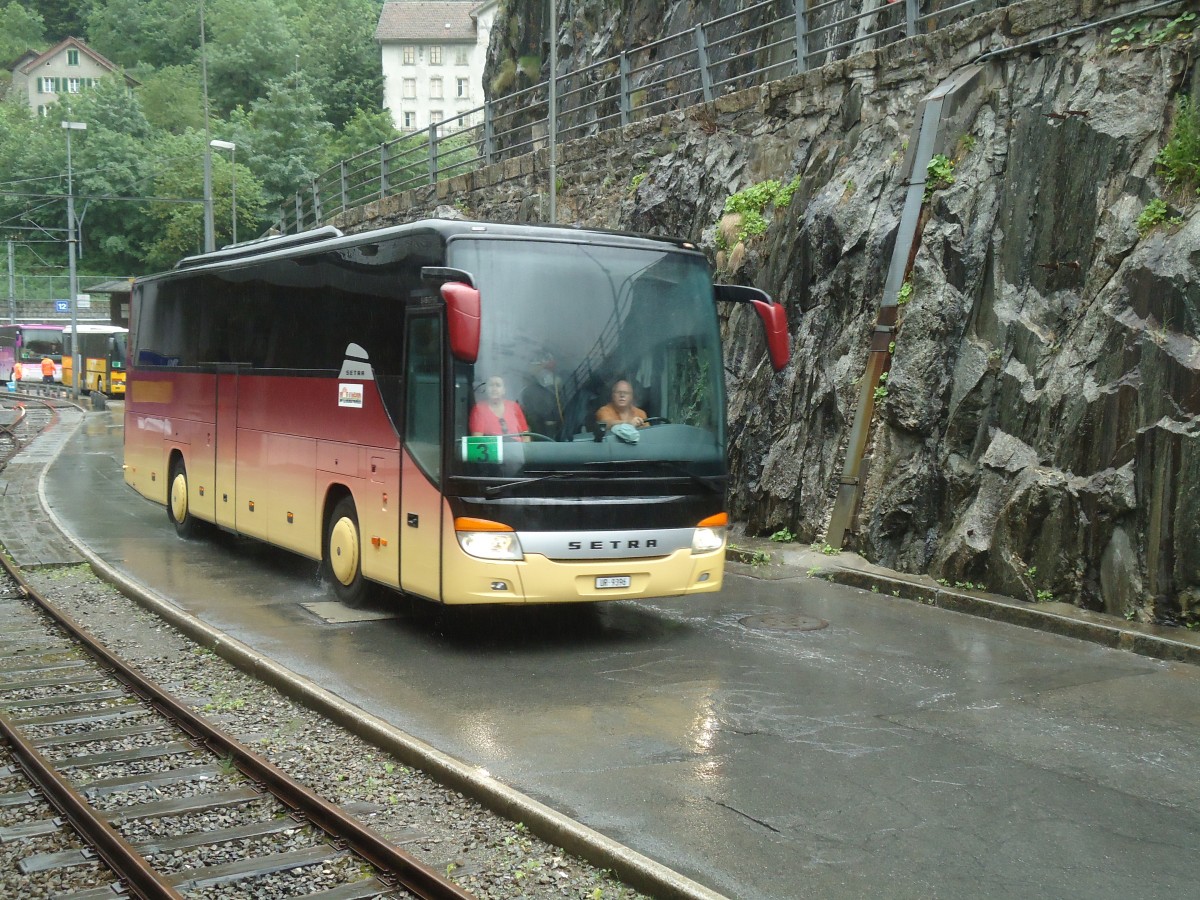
[168,458,197,537]
[325,497,368,608]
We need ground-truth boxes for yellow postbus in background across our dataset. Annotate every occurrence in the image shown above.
[62,324,128,396]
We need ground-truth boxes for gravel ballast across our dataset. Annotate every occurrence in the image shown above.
[15,562,655,900]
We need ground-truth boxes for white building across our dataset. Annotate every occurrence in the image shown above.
[375,0,498,134]
[9,36,137,117]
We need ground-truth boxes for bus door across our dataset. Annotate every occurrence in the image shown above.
[213,363,242,532]
[399,314,443,601]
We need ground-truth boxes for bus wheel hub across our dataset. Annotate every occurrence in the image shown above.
[330,518,359,585]
[170,476,187,521]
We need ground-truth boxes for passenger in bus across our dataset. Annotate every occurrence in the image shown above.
[595,379,648,428]
[520,353,564,436]
[469,376,529,439]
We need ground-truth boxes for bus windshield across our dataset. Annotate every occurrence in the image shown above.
[447,237,725,483]
[20,327,63,361]
[111,331,127,367]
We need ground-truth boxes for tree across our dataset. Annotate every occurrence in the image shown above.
[208,150,266,249]
[230,74,332,210]
[56,79,158,272]
[205,0,298,116]
[137,64,205,133]
[295,0,383,129]
[322,106,400,171]
[143,127,267,268]
[84,0,200,71]
[2,0,396,276]
[0,2,45,64]
[14,0,82,44]
[144,131,207,268]
[0,105,71,277]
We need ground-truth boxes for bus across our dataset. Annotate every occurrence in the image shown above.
[62,324,128,396]
[0,324,64,384]
[124,220,788,608]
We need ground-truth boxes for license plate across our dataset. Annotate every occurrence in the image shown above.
[595,576,631,589]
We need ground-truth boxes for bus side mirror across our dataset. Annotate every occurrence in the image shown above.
[714,284,790,372]
[441,282,481,363]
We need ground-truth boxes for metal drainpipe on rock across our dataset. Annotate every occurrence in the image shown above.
[826,63,989,548]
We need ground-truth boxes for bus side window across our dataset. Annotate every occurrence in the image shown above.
[405,316,442,480]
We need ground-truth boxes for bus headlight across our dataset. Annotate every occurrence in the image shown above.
[692,512,728,554]
[455,517,524,561]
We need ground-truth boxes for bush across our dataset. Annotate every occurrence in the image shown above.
[924,154,955,201]
[1156,95,1200,195]
[715,175,804,248]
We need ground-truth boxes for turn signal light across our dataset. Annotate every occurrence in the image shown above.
[454,517,514,532]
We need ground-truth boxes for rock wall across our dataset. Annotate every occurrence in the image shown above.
[334,0,1199,623]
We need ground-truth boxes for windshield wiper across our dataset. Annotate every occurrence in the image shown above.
[582,460,725,492]
[481,462,725,498]
[482,470,596,498]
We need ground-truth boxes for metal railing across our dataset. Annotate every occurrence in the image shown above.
[277,0,1012,234]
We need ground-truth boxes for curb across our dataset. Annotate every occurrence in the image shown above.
[728,545,1200,668]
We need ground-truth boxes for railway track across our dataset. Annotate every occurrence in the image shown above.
[0,393,64,466]
[0,557,475,899]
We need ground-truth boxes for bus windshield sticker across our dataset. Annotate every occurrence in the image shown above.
[461,436,503,464]
[338,384,364,408]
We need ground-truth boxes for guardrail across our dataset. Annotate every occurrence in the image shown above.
[277,0,1012,234]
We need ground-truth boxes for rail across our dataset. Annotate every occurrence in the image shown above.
[0,553,476,900]
[276,0,1015,234]
[0,401,26,445]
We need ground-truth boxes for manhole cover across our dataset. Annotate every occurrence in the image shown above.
[739,614,829,632]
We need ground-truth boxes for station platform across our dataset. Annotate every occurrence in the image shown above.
[0,403,85,567]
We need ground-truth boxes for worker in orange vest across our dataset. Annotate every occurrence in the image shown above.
[40,357,55,383]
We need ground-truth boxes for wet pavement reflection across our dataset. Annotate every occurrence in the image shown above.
[41,405,1200,900]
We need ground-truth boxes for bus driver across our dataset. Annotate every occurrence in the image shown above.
[596,379,648,428]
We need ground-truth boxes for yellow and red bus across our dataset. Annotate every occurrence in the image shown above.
[124,220,788,608]
[62,324,128,396]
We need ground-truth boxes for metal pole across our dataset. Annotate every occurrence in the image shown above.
[619,53,631,127]
[6,241,14,324]
[548,0,557,224]
[428,123,438,186]
[339,160,348,216]
[794,0,810,75]
[62,121,86,401]
[696,24,713,103]
[210,140,236,244]
[230,144,237,244]
[483,103,495,164]
[200,0,214,253]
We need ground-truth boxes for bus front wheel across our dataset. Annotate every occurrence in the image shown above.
[168,458,198,537]
[325,497,368,608]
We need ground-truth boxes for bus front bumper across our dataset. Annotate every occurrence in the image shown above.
[440,546,725,605]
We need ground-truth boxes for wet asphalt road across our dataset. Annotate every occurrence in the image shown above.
[39,406,1200,899]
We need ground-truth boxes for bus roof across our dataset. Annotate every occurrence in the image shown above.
[0,323,64,330]
[149,219,703,283]
[61,324,128,334]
